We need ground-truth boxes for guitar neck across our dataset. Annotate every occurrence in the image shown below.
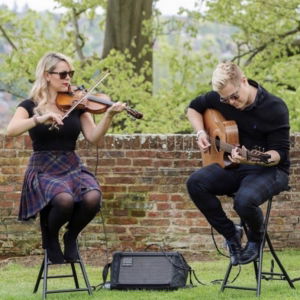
[208,135,271,163]
[209,136,235,154]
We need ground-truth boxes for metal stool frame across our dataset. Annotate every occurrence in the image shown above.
[33,247,92,299]
[221,197,295,296]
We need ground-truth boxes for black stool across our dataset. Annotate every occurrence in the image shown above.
[33,247,93,299]
[221,197,295,296]
[33,211,93,299]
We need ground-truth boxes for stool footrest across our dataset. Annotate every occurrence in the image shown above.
[222,285,257,291]
[42,274,76,279]
[46,288,91,294]
[262,271,287,278]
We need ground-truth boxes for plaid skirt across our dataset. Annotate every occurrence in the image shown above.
[19,151,101,221]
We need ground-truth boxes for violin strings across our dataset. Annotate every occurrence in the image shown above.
[61,71,110,120]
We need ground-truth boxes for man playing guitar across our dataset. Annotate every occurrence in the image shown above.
[186,62,290,265]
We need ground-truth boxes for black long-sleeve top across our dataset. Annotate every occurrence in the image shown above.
[188,80,290,174]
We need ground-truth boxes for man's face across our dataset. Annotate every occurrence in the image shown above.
[218,78,249,110]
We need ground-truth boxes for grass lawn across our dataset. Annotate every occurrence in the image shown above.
[1,250,300,300]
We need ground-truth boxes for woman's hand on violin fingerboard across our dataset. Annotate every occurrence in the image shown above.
[37,112,64,126]
[107,102,126,117]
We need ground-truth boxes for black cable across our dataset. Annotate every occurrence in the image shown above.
[92,209,111,291]
[211,226,230,258]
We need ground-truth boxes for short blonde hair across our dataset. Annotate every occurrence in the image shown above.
[29,52,73,115]
[211,62,243,92]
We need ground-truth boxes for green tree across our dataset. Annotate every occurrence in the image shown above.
[102,0,153,83]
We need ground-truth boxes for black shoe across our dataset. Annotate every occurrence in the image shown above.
[46,238,64,264]
[240,241,260,265]
[226,230,242,266]
[63,232,79,262]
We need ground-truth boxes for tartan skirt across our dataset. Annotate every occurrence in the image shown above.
[19,151,101,221]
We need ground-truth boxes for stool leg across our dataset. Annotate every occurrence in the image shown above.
[266,234,295,289]
[256,239,265,296]
[70,262,80,288]
[253,260,259,281]
[220,262,233,291]
[33,259,44,293]
[78,252,92,295]
[42,251,49,300]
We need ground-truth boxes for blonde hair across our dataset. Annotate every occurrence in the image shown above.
[29,52,73,115]
[211,62,243,92]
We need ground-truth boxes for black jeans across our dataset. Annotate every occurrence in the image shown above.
[186,163,289,242]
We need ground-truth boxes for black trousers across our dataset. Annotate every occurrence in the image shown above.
[186,163,289,242]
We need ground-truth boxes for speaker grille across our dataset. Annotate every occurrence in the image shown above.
[118,256,173,284]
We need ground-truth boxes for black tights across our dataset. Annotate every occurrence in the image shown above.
[40,190,101,263]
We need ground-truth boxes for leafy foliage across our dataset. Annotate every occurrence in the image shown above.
[1,0,300,132]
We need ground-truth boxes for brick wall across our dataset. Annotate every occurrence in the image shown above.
[0,133,299,260]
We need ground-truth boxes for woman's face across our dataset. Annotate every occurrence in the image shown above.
[46,60,73,93]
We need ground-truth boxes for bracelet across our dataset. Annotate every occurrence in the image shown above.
[33,115,41,126]
[196,129,206,139]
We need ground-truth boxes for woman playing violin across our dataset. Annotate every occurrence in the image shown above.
[6,52,126,263]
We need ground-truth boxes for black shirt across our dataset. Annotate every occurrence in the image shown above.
[188,80,290,174]
[18,99,85,151]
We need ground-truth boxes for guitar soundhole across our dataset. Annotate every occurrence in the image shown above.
[215,136,221,151]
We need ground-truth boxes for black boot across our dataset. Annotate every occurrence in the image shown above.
[47,236,65,264]
[240,241,260,264]
[63,232,79,262]
[226,230,242,266]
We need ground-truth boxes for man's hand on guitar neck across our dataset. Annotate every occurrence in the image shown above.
[229,146,278,166]
[228,146,247,164]
[196,129,211,152]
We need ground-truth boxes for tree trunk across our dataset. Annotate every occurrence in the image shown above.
[102,0,153,83]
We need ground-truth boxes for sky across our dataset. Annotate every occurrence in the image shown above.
[0,0,198,15]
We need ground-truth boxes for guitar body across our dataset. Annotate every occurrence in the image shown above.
[202,109,239,168]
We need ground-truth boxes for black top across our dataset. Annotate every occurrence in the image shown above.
[18,99,85,151]
[188,80,290,174]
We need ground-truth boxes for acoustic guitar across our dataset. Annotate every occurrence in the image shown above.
[201,109,271,168]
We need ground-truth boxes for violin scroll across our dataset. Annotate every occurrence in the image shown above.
[125,106,143,119]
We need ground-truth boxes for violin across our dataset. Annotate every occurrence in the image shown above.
[56,85,143,119]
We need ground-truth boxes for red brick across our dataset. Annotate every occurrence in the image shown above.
[104,177,136,184]
[149,194,169,201]
[132,159,153,167]
[140,219,170,226]
[156,203,171,210]
[106,217,138,225]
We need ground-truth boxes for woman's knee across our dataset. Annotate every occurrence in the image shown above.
[52,192,74,211]
[82,190,102,212]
